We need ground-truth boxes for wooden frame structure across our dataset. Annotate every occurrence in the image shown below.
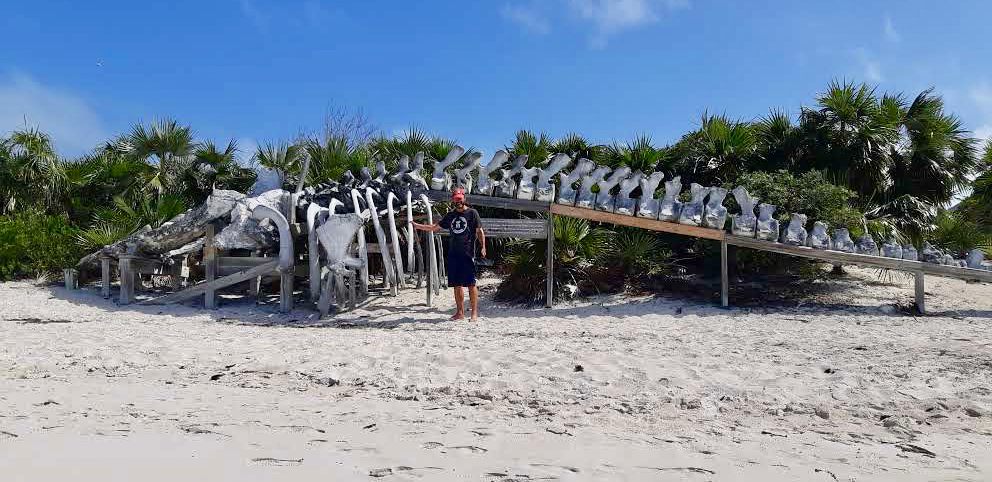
[551,203,992,313]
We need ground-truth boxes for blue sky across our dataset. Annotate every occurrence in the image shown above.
[2,0,991,162]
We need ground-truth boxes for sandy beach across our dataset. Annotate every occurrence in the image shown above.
[2,268,991,481]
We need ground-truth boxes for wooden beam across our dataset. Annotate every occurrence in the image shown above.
[425,190,551,212]
[204,225,217,309]
[546,213,554,308]
[119,257,134,305]
[140,260,279,305]
[915,271,925,314]
[101,257,111,298]
[721,240,729,307]
[279,271,293,313]
[551,204,726,241]
[726,234,992,283]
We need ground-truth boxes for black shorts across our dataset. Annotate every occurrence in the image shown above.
[446,254,476,287]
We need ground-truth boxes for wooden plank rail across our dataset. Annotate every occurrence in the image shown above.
[425,190,551,212]
[550,204,726,241]
[140,260,280,305]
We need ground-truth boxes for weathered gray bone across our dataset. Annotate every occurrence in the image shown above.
[388,155,410,184]
[365,188,397,294]
[516,164,541,200]
[678,183,708,226]
[880,239,903,258]
[430,146,465,191]
[658,176,683,222]
[385,192,406,287]
[755,204,779,241]
[703,187,729,230]
[454,152,483,193]
[474,151,508,196]
[250,204,293,272]
[374,161,388,183]
[831,228,855,252]
[595,167,631,212]
[315,213,366,315]
[730,187,758,237]
[420,193,440,304]
[920,242,943,264]
[556,158,595,206]
[575,165,611,209]
[636,171,665,219]
[535,154,572,202]
[496,155,528,198]
[780,213,807,246]
[614,170,644,216]
[807,221,831,249]
[902,245,918,261]
[967,248,986,269]
[855,235,879,256]
[403,152,428,191]
[350,189,370,293]
[306,203,330,301]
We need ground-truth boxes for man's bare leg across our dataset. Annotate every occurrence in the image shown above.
[469,286,479,322]
[452,286,465,320]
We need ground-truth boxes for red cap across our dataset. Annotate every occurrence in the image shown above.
[451,187,466,202]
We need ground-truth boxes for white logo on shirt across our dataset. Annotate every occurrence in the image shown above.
[451,216,468,234]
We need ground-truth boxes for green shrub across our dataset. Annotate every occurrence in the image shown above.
[0,211,87,280]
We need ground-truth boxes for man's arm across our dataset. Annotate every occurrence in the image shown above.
[476,225,487,258]
[412,221,441,232]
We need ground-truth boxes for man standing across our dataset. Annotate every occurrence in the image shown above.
[412,188,486,321]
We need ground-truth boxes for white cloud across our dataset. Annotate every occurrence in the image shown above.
[883,15,900,43]
[568,0,688,47]
[853,48,883,82]
[970,82,992,109]
[241,0,348,34]
[0,72,107,157]
[502,4,551,34]
[974,125,991,146]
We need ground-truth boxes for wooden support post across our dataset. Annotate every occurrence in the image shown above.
[720,239,729,307]
[63,269,78,290]
[347,270,357,311]
[546,213,554,308]
[204,225,217,309]
[169,260,181,290]
[279,271,293,313]
[248,251,261,296]
[425,231,435,307]
[101,257,111,298]
[915,271,925,314]
[119,257,134,305]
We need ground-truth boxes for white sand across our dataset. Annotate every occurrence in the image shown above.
[1,268,991,481]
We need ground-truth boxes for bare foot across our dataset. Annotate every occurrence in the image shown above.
[470,313,479,322]
[451,312,465,320]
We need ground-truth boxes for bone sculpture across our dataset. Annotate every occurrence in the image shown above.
[575,165,611,209]
[420,193,440,305]
[516,164,541,200]
[855,235,880,256]
[406,190,415,270]
[454,152,483,193]
[535,154,572,202]
[350,189,370,294]
[474,151,508,196]
[404,152,428,191]
[385,192,406,287]
[807,221,831,249]
[636,171,665,219]
[880,239,903,259]
[359,167,373,189]
[831,228,855,253]
[780,214,808,246]
[614,170,644,216]
[314,213,366,315]
[920,242,942,263]
[365,188,397,294]
[496,155,528,198]
[730,187,758,237]
[594,166,631,212]
[703,187,729,230]
[755,204,780,241]
[306,203,329,301]
[430,146,465,192]
[902,245,918,261]
[556,158,595,206]
[374,161,388,184]
[388,155,410,184]
[658,176,684,223]
[678,183,708,226]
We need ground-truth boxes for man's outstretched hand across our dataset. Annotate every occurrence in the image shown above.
[480,246,487,258]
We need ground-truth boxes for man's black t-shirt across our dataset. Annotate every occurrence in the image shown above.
[439,208,481,259]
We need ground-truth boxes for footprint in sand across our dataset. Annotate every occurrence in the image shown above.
[445,445,488,454]
[529,463,581,475]
[250,457,303,466]
[421,441,444,449]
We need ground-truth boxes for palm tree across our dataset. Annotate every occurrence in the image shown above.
[603,134,667,173]
[302,133,371,184]
[550,133,605,164]
[253,142,305,186]
[186,140,256,201]
[673,113,756,184]
[0,127,61,212]
[120,118,197,197]
[505,130,553,167]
